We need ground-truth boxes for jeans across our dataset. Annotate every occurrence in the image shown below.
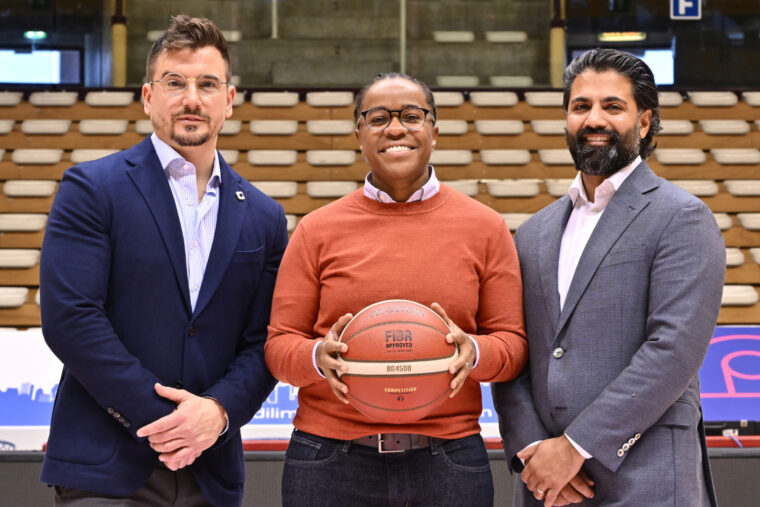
[282,430,494,507]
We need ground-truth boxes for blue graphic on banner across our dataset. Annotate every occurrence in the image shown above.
[0,384,57,425]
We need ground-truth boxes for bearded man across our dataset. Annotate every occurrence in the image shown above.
[492,48,725,507]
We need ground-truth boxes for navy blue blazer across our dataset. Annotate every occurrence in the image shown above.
[39,137,287,506]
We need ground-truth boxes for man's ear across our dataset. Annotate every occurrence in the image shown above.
[638,109,652,139]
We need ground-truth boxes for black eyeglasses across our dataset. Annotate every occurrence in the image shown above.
[358,106,434,131]
[147,72,230,97]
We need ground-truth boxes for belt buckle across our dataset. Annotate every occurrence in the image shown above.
[377,433,405,454]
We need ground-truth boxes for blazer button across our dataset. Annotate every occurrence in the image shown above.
[622,443,630,451]
[188,326,196,336]
[617,449,625,457]
[107,407,114,415]
[124,421,131,428]
[628,438,636,445]
[634,433,641,440]
[552,347,564,359]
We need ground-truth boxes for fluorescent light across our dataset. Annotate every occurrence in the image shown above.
[23,31,48,41]
[598,32,647,42]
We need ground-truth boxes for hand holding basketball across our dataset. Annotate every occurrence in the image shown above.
[431,302,476,398]
[315,313,353,404]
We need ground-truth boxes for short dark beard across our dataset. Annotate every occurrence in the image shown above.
[170,108,211,147]
[566,125,640,177]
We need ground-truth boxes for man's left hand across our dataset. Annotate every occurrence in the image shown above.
[136,383,227,470]
[517,435,586,507]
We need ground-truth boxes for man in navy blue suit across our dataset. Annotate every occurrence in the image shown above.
[39,15,287,506]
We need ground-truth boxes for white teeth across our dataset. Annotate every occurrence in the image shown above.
[385,145,411,153]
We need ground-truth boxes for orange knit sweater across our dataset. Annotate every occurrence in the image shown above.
[265,185,527,439]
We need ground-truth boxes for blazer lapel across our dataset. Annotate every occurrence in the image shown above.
[125,138,191,312]
[192,157,248,317]
[538,196,573,336]
[556,162,656,338]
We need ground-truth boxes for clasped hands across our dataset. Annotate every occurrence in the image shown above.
[316,302,477,403]
[136,383,227,471]
[517,435,595,506]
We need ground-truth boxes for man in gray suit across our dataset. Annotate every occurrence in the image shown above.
[493,49,725,506]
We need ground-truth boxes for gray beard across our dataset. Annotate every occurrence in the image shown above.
[567,127,640,177]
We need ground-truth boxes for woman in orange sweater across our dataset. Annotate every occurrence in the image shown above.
[265,73,527,506]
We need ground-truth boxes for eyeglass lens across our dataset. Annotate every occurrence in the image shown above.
[365,107,427,130]
[160,73,225,96]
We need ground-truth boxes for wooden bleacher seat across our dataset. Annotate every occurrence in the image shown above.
[3,180,57,197]
[247,150,298,166]
[721,285,759,306]
[0,120,14,134]
[0,91,23,106]
[219,120,242,135]
[232,91,246,107]
[750,248,760,265]
[444,180,479,196]
[687,91,738,107]
[306,120,354,135]
[469,91,518,107]
[250,120,299,135]
[724,180,760,196]
[429,150,472,165]
[0,249,39,268]
[545,179,573,197]
[34,289,40,306]
[672,180,719,196]
[530,120,565,135]
[285,215,297,232]
[306,91,353,107]
[433,92,464,107]
[743,91,760,106]
[305,150,356,166]
[305,181,358,198]
[11,149,64,165]
[490,76,534,87]
[538,149,573,165]
[711,149,760,165]
[230,75,242,87]
[79,119,129,135]
[28,91,78,107]
[725,248,745,267]
[218,150,238,164]
[485,31,528,43]
[432,31,475,43]
[474,120,524,135]
[480,149,531,165]
[713,213,732,230]
[658,91,683,107]
[251,92,299,107]
[84,91,134,107]
[501,213,533,231]
[0,213,47,232]
[485,179,540,197]
[436,120,468,135]
[21,120,71,135]
[524,92,563,107]
[437,76,480,87]
[70,149,120,164]
[655,148,706,165]
[698,120,750,135]
[251,181,298,198]
[135,120,153,135]
[0,287,28,308]
[737,213,760,230]
[659,119,694,135]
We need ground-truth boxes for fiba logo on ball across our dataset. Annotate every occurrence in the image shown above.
[338,300,458,424]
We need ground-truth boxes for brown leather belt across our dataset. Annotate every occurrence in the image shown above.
[352,433,432,453]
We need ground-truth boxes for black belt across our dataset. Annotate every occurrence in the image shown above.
[352,433,434,453]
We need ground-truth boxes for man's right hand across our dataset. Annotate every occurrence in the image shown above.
[553,471,595,506]
[315,313,353,403]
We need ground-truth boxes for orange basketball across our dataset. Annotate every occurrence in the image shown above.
[337,299,458,424]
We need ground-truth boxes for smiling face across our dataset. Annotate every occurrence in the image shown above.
[142,45,234,157]
[565,69,651,177]
[354,77,438,201]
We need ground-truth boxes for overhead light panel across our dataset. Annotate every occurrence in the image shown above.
[24,31,48,41]
[598,31,646,42]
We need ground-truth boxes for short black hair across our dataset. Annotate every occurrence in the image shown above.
[354,72,437,124]
[563,48,662,158]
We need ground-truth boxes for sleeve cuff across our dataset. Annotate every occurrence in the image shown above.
[312,339,325,378]
[468,335,480,369]
[564,433,592,459]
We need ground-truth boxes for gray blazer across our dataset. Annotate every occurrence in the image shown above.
[493,161,725,506]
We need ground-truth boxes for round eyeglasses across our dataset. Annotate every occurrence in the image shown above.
[359,106,434,131]
[148,72,230,97]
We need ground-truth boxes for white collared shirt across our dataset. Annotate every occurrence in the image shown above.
[363,165,440,202]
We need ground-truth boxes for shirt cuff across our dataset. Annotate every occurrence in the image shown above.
[468,335,480,369]
[204,396,229,436]
[517,440,542,465]
[564,433,592,459]
[312,339,325,378]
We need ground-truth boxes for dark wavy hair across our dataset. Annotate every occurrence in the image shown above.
[353,72,437,124]
[562,48,662,159]
[146,15,230,82]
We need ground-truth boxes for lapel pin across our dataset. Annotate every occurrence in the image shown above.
[235,190,245,201]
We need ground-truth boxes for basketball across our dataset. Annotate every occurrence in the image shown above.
[337,299,459,424]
